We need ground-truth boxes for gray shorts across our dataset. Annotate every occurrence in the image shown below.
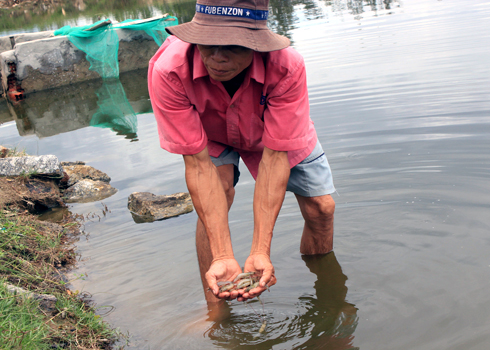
[210,140,335,197]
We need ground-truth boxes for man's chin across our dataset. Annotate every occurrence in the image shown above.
[208,70,237,81]
[210,74,234,82]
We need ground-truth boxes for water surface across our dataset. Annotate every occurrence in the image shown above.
[1,0,490,349]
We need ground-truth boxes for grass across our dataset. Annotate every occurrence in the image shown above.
[0,208,123,349]
[5,147,28,158]
[0,281,52,350]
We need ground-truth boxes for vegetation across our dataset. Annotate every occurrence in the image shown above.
[0,208,123,349]
[0,148,122,349]
[0,281,52,350]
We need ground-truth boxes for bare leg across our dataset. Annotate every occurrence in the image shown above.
[295,194,335,255]
[196,164,236,303]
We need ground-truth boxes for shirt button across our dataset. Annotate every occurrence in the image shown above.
[233,142,237,145]
[230,104,235,108]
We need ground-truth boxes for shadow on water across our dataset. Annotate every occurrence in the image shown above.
[3,69,150,141]
[205,252,358,350]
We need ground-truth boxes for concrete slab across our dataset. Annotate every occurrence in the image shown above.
[0,30,55,54]
[12,31,55,45]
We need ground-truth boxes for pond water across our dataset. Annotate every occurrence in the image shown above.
[1,0,490,349]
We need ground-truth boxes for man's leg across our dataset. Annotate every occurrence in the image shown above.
[295,194,335,255]
[196,163,236,302]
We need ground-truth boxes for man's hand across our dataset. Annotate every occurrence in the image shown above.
[206,258,243,300]
[239,253,277,301]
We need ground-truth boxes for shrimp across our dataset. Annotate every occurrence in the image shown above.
[245,281,260,292]
[233,272,256,282]
[217,281,235,293]
[236,278,252,289]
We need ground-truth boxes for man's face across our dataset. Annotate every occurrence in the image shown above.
[197,45,254,81]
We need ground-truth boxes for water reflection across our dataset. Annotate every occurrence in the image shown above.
[268,0,297,40]
[3,69,150,140]
[90,78,138,141]
[205,252,358,349]
[0,0,196,36]
[1,0,400,40]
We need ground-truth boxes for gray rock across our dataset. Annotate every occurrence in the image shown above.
[61,162,111,187]
[63,179,117,203]
[0,155,63,177]
[128,192,194,223]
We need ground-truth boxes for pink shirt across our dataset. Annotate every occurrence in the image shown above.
[148,36,317,179]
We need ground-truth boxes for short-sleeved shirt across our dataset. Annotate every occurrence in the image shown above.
[148,36,317,179]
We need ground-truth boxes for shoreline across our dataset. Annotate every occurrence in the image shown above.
[0,147,122,349]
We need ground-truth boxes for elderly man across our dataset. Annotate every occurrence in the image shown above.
[148,0,336,303]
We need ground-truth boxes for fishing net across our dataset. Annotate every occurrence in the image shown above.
[90,79,138,140]
[116,16,178,47]
[54,16,178,79]
[54,19,120,79]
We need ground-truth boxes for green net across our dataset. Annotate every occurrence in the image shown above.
[90,79,138,140]
[54,16,178,79]
[116,16,178,47]
[54,20,119,79]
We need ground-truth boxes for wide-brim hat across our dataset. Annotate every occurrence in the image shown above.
[165,0,290,52]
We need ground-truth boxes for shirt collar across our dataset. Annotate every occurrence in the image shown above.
[192,45,266,84]
[193,45,208,80]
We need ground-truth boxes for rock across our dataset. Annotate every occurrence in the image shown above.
[128,192,194,223]
[4,283,58,314]
[0,155,63,177]
[63,179,117,203]
[61,162,111,187]
[23,178,64,210]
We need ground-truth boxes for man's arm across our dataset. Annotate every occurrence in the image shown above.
[183,147,242,299]
[241,146,290,299]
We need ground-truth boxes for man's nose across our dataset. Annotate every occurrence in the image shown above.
[210,47,229,62]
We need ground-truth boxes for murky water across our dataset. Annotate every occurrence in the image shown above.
[1,0,490,349]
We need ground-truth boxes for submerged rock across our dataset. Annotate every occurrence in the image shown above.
[128,192,194,223]
[63,179,117,203]
[0,155,63,177]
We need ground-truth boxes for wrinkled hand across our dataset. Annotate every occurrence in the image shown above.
[205,258,243,300]
[239,253,276,301]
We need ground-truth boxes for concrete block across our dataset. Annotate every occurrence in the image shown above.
[0,19,167,95]
[0,36,13,53]
[0,31,54,54]
[14,36,83,80]
[0,49,16,93]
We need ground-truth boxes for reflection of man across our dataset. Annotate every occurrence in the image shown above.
[205,253,358,349]
[148,0,336,303]
[299,253,358,349]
